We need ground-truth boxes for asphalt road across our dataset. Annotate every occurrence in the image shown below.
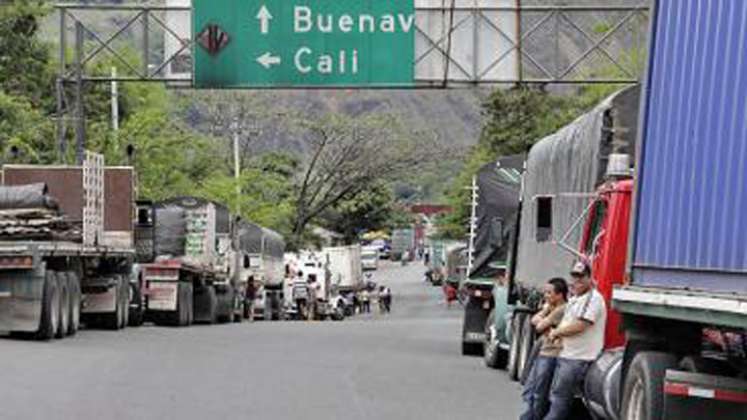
[0,261,522,420]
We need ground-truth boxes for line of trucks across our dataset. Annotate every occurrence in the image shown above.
[0,154,365,338]
[458,2,746,418]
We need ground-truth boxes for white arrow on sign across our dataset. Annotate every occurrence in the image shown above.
[256,5,273,35]
[257,52,281,69]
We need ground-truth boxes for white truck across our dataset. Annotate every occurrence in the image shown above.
[324,245,363,294]
[361,246,379,271]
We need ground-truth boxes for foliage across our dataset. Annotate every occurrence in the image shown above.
[289,112,444,247]
[198,152,298,239]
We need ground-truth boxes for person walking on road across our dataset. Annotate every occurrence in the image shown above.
[361,289,371,314]
[543,261,607,420]
[379,285,392,314]
[520,278,568,420]
[245,275,256,322]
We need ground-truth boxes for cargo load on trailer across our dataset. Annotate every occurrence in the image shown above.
[0,153,139,339]
[460,155,523,356]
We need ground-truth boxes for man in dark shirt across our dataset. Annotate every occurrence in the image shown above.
[245,275,256,322]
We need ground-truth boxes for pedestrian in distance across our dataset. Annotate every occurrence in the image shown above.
[519,277,568,420]
[542,261,607,420]
[379,285,392,314]
[361,289,371,313]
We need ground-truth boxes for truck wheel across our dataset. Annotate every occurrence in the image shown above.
[101,276,124,330]
[518,314,536,384]
[205,285,218,324]
[36,271,60,340]
[621,351,678,420]
[55,274,70,339]
[66,272,81,336]
[185,283,194,326]
[175,282,186,326]
[507,313,524,381]
[119,275,129,328]
[484,310,508,369]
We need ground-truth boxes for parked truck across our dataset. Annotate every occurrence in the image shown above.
[0,153,139,339]
[138,197,242,326]
[482,86,639,373]
[390,228,414,261]
[325,244,363,294]
[585,2,747,417]
[460,155,523,355]
[237,222,285,321]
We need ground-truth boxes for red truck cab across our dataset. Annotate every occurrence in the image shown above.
[578,179,632,350]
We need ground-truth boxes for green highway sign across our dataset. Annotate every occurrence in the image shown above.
[193,0,415,88]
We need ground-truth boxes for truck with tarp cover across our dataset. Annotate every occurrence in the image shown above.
[483,86,639,378]
[139,196,242,326]
[390,228,414,261]
[238,221,285,320]
[0,153,139,339]
[460,154,523,355]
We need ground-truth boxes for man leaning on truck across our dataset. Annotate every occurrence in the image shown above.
[543,261,606,420]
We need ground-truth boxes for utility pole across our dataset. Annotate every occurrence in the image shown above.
[466,176,479,276]
[232,116,241,214]
[74,22,85,165]
[111,67,119,132]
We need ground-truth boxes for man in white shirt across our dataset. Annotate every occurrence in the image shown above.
[543,261,607,420]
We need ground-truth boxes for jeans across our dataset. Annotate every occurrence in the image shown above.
[543,358,591,420]
[520,356,558,420]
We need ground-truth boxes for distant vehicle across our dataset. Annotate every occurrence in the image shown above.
[390,229,414,261]
[323,245,363,294]
[361,246,379,271]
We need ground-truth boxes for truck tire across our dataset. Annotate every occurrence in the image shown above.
[119,275,129,328]
[484,310,508,369]
[185,282,194,326]
[205,285,218,324]
[518,314,536,384]
[66,272,81,336]
[101,276,124,330]
[217,288,234,323]
[178,282,191,327]
[36,271,60,340]
[55,274,70,339]
[621,351,678,420]
[507,313,524,381]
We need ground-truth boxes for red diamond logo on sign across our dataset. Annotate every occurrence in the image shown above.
[196,24,230,56]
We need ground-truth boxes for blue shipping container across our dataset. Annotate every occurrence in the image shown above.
[632,0,747,294]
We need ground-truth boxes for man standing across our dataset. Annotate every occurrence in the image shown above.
[520,278,568,420]
[543,261,606,420]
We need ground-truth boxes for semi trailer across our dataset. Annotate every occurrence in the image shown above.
[459,155,523,356]
[0,153,139,338]
[139,197,243,326]
[238,222,285,321]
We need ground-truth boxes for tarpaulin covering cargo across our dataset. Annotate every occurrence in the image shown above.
[513,86,639,290]
[0,183,58,210]
[469,154,523,279]
[237,222,285,258]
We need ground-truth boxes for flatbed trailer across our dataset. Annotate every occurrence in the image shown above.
[0,157,140,339]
